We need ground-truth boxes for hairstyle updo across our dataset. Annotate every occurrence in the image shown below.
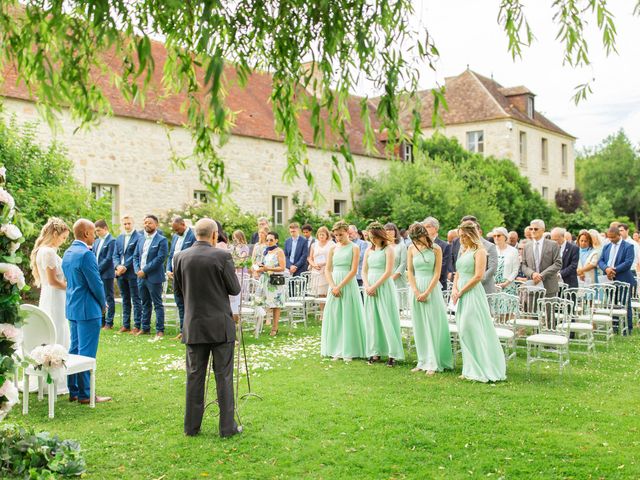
[332,220,349,232]
[408,222,433,250]
[30,217,70,287]
[458,220,483,251]
[367,221,389,249]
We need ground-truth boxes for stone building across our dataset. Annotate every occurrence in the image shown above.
[409,69,576,200]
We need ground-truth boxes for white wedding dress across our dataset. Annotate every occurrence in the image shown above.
[36,246,70,394]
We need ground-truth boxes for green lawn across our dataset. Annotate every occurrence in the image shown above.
[7,312,640,479]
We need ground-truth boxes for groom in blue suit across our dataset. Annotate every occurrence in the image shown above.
[598,226,637,334]
[62,219,111,404]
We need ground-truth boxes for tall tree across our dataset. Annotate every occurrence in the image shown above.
[0,1,631,198]
[577,130,640,225]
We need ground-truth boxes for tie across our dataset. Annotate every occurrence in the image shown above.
[608,243,618,268]
[95,239,102,260]
[534,241,541,272]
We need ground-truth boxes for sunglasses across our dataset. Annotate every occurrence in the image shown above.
[531,227,540,231]
[266,238,275,242]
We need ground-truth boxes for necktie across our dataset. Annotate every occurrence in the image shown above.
[534,241,541,272]
[608,243,618,268]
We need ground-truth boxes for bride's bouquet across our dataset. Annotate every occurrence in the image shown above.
[29,344,69,384]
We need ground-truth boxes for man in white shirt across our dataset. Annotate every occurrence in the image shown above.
[113,215,142,333]
[619,223,640,272]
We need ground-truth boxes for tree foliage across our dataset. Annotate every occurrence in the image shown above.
[555,188,583,213]
[576,130,640,226]
[0,0,633,200]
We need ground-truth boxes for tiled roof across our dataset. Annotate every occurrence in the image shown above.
[413,70,575,139]
[0,39,385,158]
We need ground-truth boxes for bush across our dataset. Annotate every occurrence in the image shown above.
[289,191,338,230]
[0,423,86,479]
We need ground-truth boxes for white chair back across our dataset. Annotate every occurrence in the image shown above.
[286,276,307,300]
[486,293,519,326]
[517,284,546,319]
[562,287,596,321]
[19,304,57,357]
[591,283,616,311]
[536,297,572,337]
[612,280,631,309]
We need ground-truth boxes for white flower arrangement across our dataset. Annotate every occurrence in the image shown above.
[0,223,22,240]
[30,344,69,384]
[0,263,26,290]
[0,323,23,349]
[0,378,19,420]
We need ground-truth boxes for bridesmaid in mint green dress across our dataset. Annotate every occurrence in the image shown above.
[362,223,404,367]
[451,221,506,382]
[406,223,453,375]
[320,221,366,361]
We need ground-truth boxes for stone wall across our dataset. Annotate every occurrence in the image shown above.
[2,98,389,225]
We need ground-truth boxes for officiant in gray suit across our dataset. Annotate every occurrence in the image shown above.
[173,218,242,438]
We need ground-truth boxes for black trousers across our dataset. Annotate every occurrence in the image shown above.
[184,342,237,437]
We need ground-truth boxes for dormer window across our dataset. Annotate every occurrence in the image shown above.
[527,96,534,118]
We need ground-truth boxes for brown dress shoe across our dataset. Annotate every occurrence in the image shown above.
[172,333,183,340]
[155,332,164,339]
[135,330,151,336]
[79,395,112,405]
[69,396,78,402]
[118,327,131,333]
[130,327,140,335]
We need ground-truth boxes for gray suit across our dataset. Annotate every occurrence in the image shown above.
[521,238,562,296]
[481,239,498,294]
[173,241,241,437]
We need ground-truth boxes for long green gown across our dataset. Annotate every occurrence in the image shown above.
[411,248,453,371]
[320,243,366,359]
[392,242,408,291]
[364,248,405,360]
[455,249,506,382]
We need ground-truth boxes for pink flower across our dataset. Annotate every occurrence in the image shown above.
[0,378,19,410]
[2,264,25,290]
[0,323,22,346]
[0,224,22,241]
[0,188,15,210]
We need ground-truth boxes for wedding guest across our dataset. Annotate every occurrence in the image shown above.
[363,222,404,367]
[321,221,366,361]
[93,220,116,330]
[113,215,142,333]
[451,221,506,383]
[250,217,270,244]
[133,214,169,339]
[598,226,636,334]
[551,227,579,289]
[619,223,640,272]
[229,230,250,324]
[301,224,315,255]
[447,229,458,244]
[576,230,599,285]
[400,228,411,247]
[284,222,309,277]
[423,216,451,290]
[30,217,70,394]
[564,231,574,244]
[307,226,334,310]
[492,227,519,294]
[406,222,452,375]
[348,224,369,287]
[508,231,519,248]
[251,226,269,273]
[524,226,533,240]
[520,219,561,296]
[173,218,241,438]
[167,217,196,339]
[257,231,286,336]
[62,219,111,404]
[384,222,407,291]
[215,221,229,249]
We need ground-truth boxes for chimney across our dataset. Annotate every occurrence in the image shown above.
[301,61,325,97]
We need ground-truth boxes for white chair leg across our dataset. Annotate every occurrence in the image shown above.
[22,373,29,415]
[37,376,44,401]
[13,365,19,389]
[90,369,96,408]
[48,383,55,419]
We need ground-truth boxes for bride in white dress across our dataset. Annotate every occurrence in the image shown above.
[29,218,70,393]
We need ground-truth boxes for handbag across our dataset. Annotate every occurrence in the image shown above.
[269,274,286,286]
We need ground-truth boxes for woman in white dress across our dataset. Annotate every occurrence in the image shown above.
[307,226,334,312]
[29,217,70,393]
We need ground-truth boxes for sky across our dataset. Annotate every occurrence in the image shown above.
[399,1,640,150]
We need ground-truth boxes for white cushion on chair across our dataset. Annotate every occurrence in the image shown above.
[66,354,96,375]
[240,307,256,315]
[631,300,639,308]
[611,308,627,316]
[592,314,613,323]
[509,318,539,328]
[448,323,458,334]
[495,327,514,340]
[558,322,593,332]
[399,319,413,329]
[594,308,611,315]
[284,301,303,308]
[526,333,568,346]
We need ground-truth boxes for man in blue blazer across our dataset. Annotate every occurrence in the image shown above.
[551,227,579,289]
[93,219,116,329]
[167,216,196,338]
[284,222,309,277]
[62,219,111,404]
[113,215,142,333]
[133,214,169,338]
[598,226,637,334]
[423,216,451,290]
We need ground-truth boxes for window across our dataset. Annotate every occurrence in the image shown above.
[193,190,210,203]
[333,200,347,217]
[519,131,527,167]
[541,186,549,200]
[527,96,535,118]
[401,142,413,162]
[561,144,568,176]
[466,131,484,154]
[272,196,287,226]
[541,138,548,172]
[91,183,119,223]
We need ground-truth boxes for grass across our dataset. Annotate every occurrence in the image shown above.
[7,309,640,479]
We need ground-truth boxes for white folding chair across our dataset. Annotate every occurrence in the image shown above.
[560,287,596,355]
[395,288,414,354]
[240,278,265,337]
[612,280,631,336]
[589,283,616,345]
[162,279,179,330]
[20,305,96,418]
[526,297,572,374]
[486,292,518,360]
[510,285,546,344]
[284,276,308,327]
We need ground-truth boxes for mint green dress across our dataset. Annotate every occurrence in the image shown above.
[321,243,366,359]
[411,248,453,371]
[363,248,405,360]
[455,249,506,382]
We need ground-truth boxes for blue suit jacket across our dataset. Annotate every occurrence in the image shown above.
[434,237,451,290]
[167,228,196,272]
[133,231,169,284]
[93,233,116,280]
[112,230,142,279]
[284,236,309,275]
[62,240,106,321]
[560,242,579,288]
[598,241,637,285]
